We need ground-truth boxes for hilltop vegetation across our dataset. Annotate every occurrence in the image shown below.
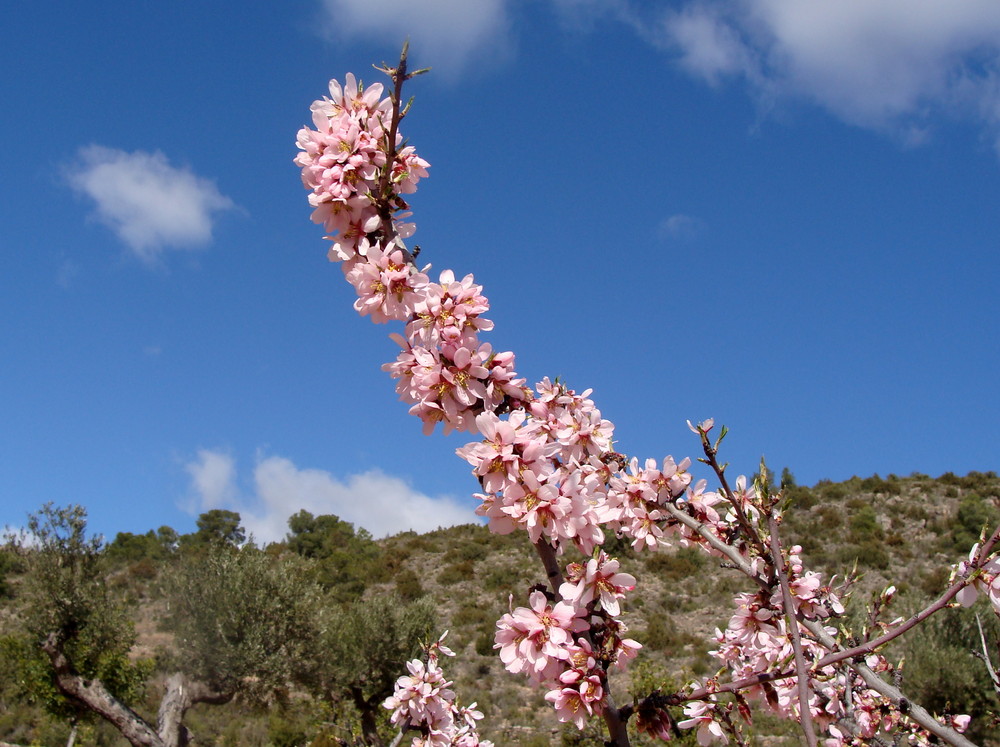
[1,470,999,746]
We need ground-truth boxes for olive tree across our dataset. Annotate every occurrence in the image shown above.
[7,505,323,747]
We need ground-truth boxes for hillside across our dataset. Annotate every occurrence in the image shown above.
[1,470,999,746]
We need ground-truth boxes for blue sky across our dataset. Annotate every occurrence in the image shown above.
[3,1,999,544]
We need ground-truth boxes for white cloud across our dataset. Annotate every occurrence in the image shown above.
[658,213,704,240]
[662,6,753,85]
[66,146,235,262]
[658,0,1000,141]
[185,449,238,512]
[182,449,473,543]
[319,0,511,75]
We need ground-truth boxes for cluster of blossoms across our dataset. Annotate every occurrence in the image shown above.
[493,558,642,729]
[296,74,524,436]
[384,633,492,746]
[295,73,428,262]
[299,68,983,747]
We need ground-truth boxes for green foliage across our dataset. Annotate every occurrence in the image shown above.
[189,508,247,547]
[0,547,18,599]
[816,504,842,529]
[784,484,816,508]
[394,567,426,601]
[640,613,702,654]
[106,525,178,565]
[285,509,383,601]
[945,493,1000,551]
[816,480,849,501]
[644,547,705,580]
[443,540,488,564]
[848,504,884,543]
[318,593,435,739]
[900,600,1000,743]
[7,504,151,721]
[438,560,475,585]
[836,541,890,570]
[162,542,323,701]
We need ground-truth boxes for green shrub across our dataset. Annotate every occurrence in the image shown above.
[901,601,1000,744]
[645,547,705,580]
[837,541,889,570]
[817,481,849,501]
[438,560,475,586]
[443,541,488,564]
[848,505,883,543]
[949,494,1000,550]
[394,568,425,601]
[817,505,842,529]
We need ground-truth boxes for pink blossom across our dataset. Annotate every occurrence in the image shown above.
[494,590,587,683]
[559,551,636,616]
[678,699,728,745]
[545,685,596,730]
[344,245,428,323]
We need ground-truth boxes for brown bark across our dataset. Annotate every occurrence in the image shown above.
[351,685,385,746]
[41,633,232,747]
[41,633,164,747]
[157,673,233,747]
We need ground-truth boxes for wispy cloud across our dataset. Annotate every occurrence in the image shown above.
[183,449,473,543]
[655,0,1000,147]
[66,146,235,263]
[55,258,80,288]
[319,0,511,75]
[185,449,238,512]
[658,213,704,240]
[662,5,753,86]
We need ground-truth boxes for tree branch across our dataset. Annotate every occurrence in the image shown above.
[41,633,164,747]
[767,512,817,747]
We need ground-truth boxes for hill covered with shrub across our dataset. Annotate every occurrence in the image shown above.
[1,469,998,746]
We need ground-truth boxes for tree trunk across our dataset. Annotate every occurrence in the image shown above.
[351,686,385,747]
[65,724,77,747]
[42,633,165,747]
[157,673,233,747]
[42,633,232,747]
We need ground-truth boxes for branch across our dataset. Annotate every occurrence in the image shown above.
[974,612,1000,696]
[373,42,424,264]
[532,538,565,596]
[637,512,995,744]
[767,512,817,747]
[801,619,976,747]
[696,427,764,557]
[388,725,410,747]
[660,502,769,593]
[41,633,164,747]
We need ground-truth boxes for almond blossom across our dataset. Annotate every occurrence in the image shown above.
[560,551,636,617]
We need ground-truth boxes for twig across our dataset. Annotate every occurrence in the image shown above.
[643,511,997,744]
[975,612,1000,696]
[696,428,761,554]
[801,619,976,747]
[388,721,411,747]
[767,512,818,747]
